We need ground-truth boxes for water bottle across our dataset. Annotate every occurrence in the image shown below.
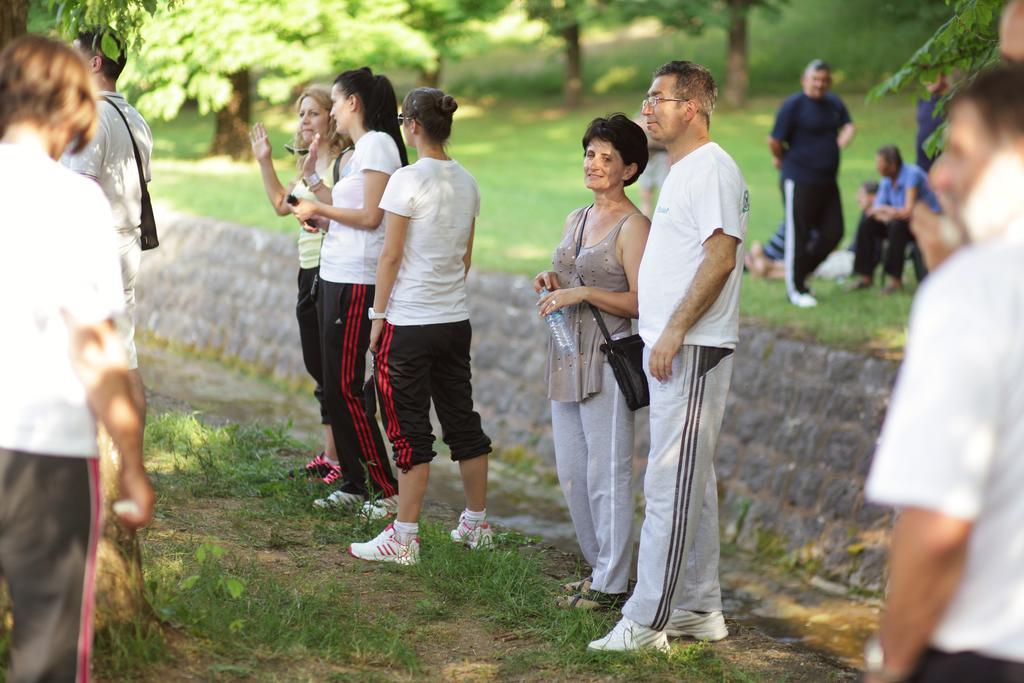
[540,288,577,355]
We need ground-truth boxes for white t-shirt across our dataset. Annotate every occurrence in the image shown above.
[867,221,1024,661]
[62,91,152,234]
[378,158,480,326]
[320,131,402,284]
[0,143,125,457]
[637,142,748,348]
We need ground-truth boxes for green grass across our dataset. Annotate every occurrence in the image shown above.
[80,411,763,680]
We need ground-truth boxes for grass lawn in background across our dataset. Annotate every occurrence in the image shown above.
[150,90,917,354]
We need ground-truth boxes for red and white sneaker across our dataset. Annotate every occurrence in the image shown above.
[321,462,344,486]
[449,512,493,549]
[349,524,419,565]
[303,452,333,478]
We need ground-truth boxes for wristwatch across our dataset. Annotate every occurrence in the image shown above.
[304,172,322,189]
[367,307,387,320]
[864,636,913,682]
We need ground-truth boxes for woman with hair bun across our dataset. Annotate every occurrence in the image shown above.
[290,67,406,514]
[533,113,651,610]
[349,88,492,565]
[250,85,351,484]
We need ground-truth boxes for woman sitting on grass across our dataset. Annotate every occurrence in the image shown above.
[349,87,492,565]
[290,68,406,514]
[533,113,650,610]
[250,86,350,485]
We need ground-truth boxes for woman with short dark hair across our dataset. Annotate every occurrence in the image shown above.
[533,113,651,609]
[349,87,492,564]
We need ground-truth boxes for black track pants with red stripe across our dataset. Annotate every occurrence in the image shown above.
[318,280,398,498]
[0,449,101,683]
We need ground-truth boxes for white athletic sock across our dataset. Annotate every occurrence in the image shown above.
[393,521,418,544]
[463,508,486,524]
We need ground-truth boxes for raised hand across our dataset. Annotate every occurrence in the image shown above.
[250,122,272,162]
[302,133,321,178]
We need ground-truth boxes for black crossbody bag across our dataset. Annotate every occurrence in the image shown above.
[573,207,649,411]
[101,96,158,250]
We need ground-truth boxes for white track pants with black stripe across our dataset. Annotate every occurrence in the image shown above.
[622,344,734,630]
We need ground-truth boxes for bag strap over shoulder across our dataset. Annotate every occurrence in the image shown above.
[100,96,151,211]
[574,207,639,346]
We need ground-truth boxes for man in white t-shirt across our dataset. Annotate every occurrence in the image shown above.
[0,34,154,682]
[863,65,1024,682]
[62,29,153,420]
[590,60,749,652]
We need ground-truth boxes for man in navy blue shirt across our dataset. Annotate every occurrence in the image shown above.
[916,75,948,172]
[848,145,940,294]
[768,59,856,307]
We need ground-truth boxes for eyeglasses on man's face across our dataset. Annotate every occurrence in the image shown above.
[641,96,689,111]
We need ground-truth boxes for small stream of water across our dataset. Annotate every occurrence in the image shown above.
[139,342,878,668]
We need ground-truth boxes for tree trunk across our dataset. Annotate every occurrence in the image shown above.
[418,58,442,88]
[94,427,154,630]
[0,0,29,51]
[210,69,252,160]
[562,22,583,109]
[724,0,749,108]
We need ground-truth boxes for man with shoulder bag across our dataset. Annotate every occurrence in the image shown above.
[63,29,155,426]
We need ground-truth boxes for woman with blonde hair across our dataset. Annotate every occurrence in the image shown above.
[250,86,350,483]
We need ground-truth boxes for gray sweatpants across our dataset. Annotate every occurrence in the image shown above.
[551,362,634,594]
[622,345,734,630]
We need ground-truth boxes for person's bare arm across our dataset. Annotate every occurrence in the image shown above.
[533,209,584,293]
[299,137,339,204]
[648,230,738,381]
[464,219,476,275]
[871,508,971,680]
[368,212,410,353]
[291,170,389,230]
[537,213,651,319]
[890,185,919,222]
[838,122,857,149]
[250,123,292,216]
[63,315,154,529]
[767,137,785,170]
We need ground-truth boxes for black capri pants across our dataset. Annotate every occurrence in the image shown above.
[375,319,491,472]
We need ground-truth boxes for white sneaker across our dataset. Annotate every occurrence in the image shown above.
[587,616,669,652]
[449,512,494,549]
[348,524,419,565]
[361,496,398,520]
[788,291,818,308]
[313,490,363,510]
[664,609,728,641]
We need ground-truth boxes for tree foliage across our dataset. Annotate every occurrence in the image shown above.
[49,0,170,49]
[122,0,431,122]
[398,0,511,83]
[870,0,1002,101]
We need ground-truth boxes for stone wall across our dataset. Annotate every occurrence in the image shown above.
[138,210,896,591]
